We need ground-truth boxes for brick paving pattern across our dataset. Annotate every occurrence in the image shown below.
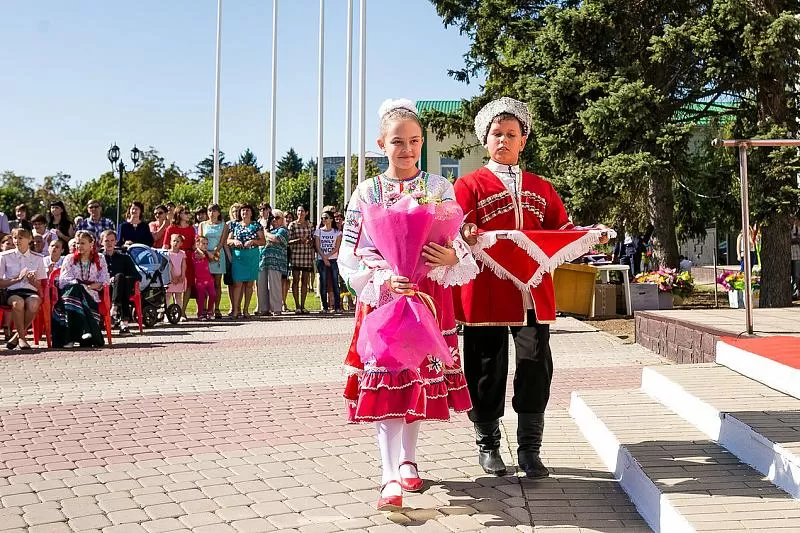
[0,316,662,532]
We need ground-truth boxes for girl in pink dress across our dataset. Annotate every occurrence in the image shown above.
[338,99,478,511]
[192,235,217,320]
[166,234,186,309]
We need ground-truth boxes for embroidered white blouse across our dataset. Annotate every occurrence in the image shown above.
[58,254,110,302]
[338,172,478,307]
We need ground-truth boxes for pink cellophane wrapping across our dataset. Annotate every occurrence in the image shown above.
[412,200,465,282]
[356,195,461,370]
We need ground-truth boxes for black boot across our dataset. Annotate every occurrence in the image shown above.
[517,413,549,479]
[474,420,507,476]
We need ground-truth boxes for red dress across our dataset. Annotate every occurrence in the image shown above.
[342,285,472,424]
[163,225,196,298]
[339,173,476,424]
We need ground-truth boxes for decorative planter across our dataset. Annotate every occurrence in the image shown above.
[657,291,674,310]
[728,289,760,309]
[630,283,673,311]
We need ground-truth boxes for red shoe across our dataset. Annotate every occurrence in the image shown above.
[376,480,402,511]
[399,461,424,492]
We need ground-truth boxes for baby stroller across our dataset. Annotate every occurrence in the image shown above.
[127,244,182,327]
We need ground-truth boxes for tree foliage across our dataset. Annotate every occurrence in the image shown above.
[0,172,36,216]
[430,0,800,305]
[709,1,800,307]
[430,0,746,269]
[276,148,303,182]
[238,148,261,171]
[276,172,313,214]
[195,150,229,180]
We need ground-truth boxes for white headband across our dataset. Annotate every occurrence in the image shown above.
[378,98,418,120]
[474,96,531,144]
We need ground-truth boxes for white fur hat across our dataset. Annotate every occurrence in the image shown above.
[378,98,419,120]
[474,96,531,144]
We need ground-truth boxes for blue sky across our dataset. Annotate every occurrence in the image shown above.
[0,0,482,184]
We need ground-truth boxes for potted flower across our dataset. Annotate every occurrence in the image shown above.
[672,270,695,305]
[717,268,760,308]
[631,267,692,310]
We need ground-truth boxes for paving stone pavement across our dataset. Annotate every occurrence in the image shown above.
[0,315,665,532]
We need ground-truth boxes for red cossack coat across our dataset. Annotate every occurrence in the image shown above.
[453,167,573,326]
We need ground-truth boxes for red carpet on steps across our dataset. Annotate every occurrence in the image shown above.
[721,336,800,368]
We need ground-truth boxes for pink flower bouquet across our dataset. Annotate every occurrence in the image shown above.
[356,194,462,370]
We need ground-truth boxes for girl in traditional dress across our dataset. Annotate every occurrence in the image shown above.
[338,99,478,511]
[52,230,110,348]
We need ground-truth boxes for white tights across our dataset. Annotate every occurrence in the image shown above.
[376,419,420,495]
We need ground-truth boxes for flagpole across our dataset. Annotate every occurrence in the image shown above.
[357,0,366,184]
[212,0,222,203]
[316,0,325,221]
[269,0,278,207]
[343,0,353,203]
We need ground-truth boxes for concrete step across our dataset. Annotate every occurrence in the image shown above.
[642,363,800,499]
[570,389,800,532]
[716,337,800,401]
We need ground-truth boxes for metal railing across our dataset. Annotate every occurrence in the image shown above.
[712,138,800,334]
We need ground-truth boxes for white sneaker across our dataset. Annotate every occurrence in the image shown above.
[81,332,92,340]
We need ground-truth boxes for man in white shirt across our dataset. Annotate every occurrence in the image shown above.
[0,228,47,350]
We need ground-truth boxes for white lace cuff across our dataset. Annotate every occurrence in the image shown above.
[427,236,479,287]
[359,268,394,307]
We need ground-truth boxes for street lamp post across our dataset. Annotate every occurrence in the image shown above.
[107,143,142,228]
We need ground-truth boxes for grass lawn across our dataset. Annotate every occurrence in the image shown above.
[183,283,324,316]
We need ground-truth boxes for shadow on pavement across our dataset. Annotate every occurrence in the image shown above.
[394,469,646,531]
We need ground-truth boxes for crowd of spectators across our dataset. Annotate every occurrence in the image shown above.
[0,197,349,351]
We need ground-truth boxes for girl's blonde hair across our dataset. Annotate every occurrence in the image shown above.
[379,108,422,137]
[378,98,422,137]
[74,230,95,243]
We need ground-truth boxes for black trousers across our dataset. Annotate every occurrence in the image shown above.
[463,310,553,422]
[110,274,132,320]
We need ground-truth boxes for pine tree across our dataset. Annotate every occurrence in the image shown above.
[429,0,746,269]
[276,148,304,182]
[238,148,261,171]
[195,151,229,180]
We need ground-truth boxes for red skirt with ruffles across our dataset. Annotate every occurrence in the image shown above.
[343,283,472,424]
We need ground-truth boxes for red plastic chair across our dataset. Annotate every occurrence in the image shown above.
[0,275,51,348]
[97,285,113,346]
[49,268,60,309]
[131,280,143,332]
[32,277,50,348]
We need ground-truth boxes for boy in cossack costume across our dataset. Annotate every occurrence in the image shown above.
[454,97,608,478]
